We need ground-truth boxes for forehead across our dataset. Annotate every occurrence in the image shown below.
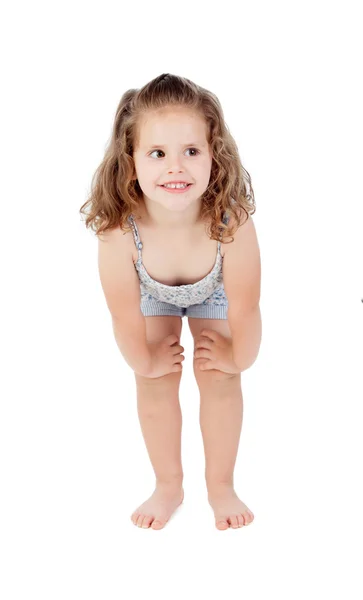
[137,107,208,147]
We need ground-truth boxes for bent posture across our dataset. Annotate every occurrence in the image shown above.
[81,73,262,530]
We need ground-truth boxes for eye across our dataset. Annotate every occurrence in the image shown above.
[149,149,164,159]
[186,148,200,157]
[149,147,200,159]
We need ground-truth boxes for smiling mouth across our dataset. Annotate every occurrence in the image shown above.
[159,183,193,188]
[159,184,193,194]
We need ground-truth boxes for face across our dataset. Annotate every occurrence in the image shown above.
[132,107,213,215]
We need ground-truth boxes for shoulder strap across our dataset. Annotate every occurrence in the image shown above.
[127,215,143,259]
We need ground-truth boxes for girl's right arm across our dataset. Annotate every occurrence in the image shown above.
[97,227,152,376]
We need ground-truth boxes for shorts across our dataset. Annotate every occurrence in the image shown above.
[140,285,229,319]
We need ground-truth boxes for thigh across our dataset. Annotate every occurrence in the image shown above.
[144,315,183,344]
[187,317,232,344]
[134,315,183,387]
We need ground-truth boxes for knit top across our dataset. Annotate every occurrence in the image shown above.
[127,211,230,308]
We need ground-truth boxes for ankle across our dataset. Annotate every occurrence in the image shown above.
[156,474,184,490]
[206,480,234,495]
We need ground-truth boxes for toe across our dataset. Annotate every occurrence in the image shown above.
[141,516,153,528]
[131,513,139,526]
[237,514,245,528]
[244,510,254,525]
[229,515,239,529]
[151,518,166,529]
[136,514,145,527]
[215,518,229,530]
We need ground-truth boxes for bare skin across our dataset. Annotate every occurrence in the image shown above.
[130,483,254,530]
[207,484,254,530]
[131,483,184,529]
[122,209,255,530]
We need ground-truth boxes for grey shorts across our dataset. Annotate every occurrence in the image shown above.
[140,285,229,319]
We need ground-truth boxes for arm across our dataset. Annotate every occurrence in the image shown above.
[98,227,152,376]
[111,314,151,377]
[228,305,262,372]
[223,213,262,373]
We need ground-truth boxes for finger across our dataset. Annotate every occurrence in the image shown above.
[201,329,218,341]
[195,348,212,359]
[196,339,211,349]
[172,345,184,354]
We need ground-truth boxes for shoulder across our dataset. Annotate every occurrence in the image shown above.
[97,223,135,259]
[222,210,261,311]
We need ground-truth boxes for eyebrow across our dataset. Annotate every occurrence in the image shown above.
[147,142,206,149]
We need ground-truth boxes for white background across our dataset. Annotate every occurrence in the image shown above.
[1,0,362,598]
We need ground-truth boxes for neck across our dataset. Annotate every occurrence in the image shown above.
[137,197,206,230]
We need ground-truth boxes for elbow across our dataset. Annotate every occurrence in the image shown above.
[231,305,262,372]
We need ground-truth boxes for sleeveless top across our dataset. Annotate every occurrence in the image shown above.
[127,211,230,308]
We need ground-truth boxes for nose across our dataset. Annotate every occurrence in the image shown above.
[166,153,185,174]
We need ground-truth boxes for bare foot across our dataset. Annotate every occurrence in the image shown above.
[131,485,184,530]
[207,485,254,530]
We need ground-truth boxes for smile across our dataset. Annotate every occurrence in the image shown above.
[159,184,193,193]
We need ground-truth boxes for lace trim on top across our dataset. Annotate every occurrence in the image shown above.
[127,212,229,307]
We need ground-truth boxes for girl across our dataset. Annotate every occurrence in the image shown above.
[79,73,262,531]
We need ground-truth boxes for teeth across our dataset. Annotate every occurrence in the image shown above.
[163,183,189,189]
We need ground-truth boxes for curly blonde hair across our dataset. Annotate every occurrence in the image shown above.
[79,73,256,243]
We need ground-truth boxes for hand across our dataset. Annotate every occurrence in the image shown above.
[144,334,185,379]
[194,329,241,375]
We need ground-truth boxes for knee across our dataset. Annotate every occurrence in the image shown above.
[134,369,182,387]
[193,358,240,384]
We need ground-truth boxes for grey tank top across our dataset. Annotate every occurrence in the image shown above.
[128,211,230,308]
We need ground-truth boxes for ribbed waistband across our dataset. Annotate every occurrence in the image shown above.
[140,299,228,319]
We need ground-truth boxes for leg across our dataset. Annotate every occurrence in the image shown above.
[197,372,243,489]
[131,315,185,530]
[188,316,255,530]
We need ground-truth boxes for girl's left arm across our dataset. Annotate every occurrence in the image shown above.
[228,305,262,372]
[223,214,262,372]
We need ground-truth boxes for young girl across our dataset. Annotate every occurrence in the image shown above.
[80,73,262,531]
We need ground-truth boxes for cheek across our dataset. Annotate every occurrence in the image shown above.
[196,158,212,179]
[137,166,159,186]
